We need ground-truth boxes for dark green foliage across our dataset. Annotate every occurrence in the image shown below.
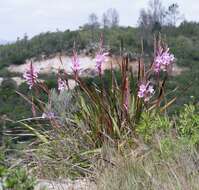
[177,104,199,145]
[0,22,198,70]
[0,80,31,120]
[136,112,172,142]
[136,104,199,146]
[0,167,36,190]
[0,150,36,190]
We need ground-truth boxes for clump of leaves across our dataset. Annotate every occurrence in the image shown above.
[177,104,199,145]
[136,112,172,142]
[1,168,36,190]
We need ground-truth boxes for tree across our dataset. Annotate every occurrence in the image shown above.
[138,9,151,29]
[138,9,153,50]
[102,12,110,28]
[148,0,166,26]
[138,0,166,48]
[102,8,120,28]
[88,13,100,29]
[138,0,166,29]
[85,13,100,42]
[166,3,182,26]
[109,8,120,27]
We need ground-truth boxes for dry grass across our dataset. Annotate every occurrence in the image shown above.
[96,142,199,190]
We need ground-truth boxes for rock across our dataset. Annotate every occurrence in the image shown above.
[35,179,95,190]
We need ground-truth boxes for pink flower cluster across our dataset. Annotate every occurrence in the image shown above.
[58,78,67,92]
[95,52,109,75]
[23,62,38,89]
[138,82,154,102]
[72,50,80,77]
[154,48,175,73]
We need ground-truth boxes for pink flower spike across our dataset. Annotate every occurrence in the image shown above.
[58,78,67,92]
[23,62,38,89]
[95,52,108,75]
[72,50,80,78]
[154,47,175,73]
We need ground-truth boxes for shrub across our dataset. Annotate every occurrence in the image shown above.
[0,150,36,190]
[177,104,199,145]
[0,167,36,190]
[18,37,179,178]
[136,112,172,142]
[1,78,17,90]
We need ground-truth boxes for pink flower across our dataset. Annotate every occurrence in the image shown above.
[42,112,55,119]
[23,62,38,89]
[154,48,175,73]
[58,78,67,92]
[72,50,80,79]
[138,82,154,102]
[95,52,108,75]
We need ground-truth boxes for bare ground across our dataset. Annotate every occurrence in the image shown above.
[4,55,188,86]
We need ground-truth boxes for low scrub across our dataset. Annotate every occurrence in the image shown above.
[96,141,199,190]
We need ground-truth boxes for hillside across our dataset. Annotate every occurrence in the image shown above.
[0,22,199,69]
[0,22,198,111]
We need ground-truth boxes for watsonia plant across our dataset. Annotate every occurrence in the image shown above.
[20,37,176,143]
[71,38,176,147]
[17,37,177,177]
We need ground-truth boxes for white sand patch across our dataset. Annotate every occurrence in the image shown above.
[8,55,98,75]
[7,55,186,78]
[0,77,3,85]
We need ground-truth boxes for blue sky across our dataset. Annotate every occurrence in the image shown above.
[0,0,198,41]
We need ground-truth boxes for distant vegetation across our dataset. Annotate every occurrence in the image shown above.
[0,21,199,68]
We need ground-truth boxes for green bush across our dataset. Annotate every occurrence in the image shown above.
[136,112,172,142]
[0,150,36,190]
[177,104,199,145]
[0,167,36,190]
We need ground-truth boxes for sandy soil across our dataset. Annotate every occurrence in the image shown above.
[8,55,186,75]
[4,55,187,86]
[8,55,99,75]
